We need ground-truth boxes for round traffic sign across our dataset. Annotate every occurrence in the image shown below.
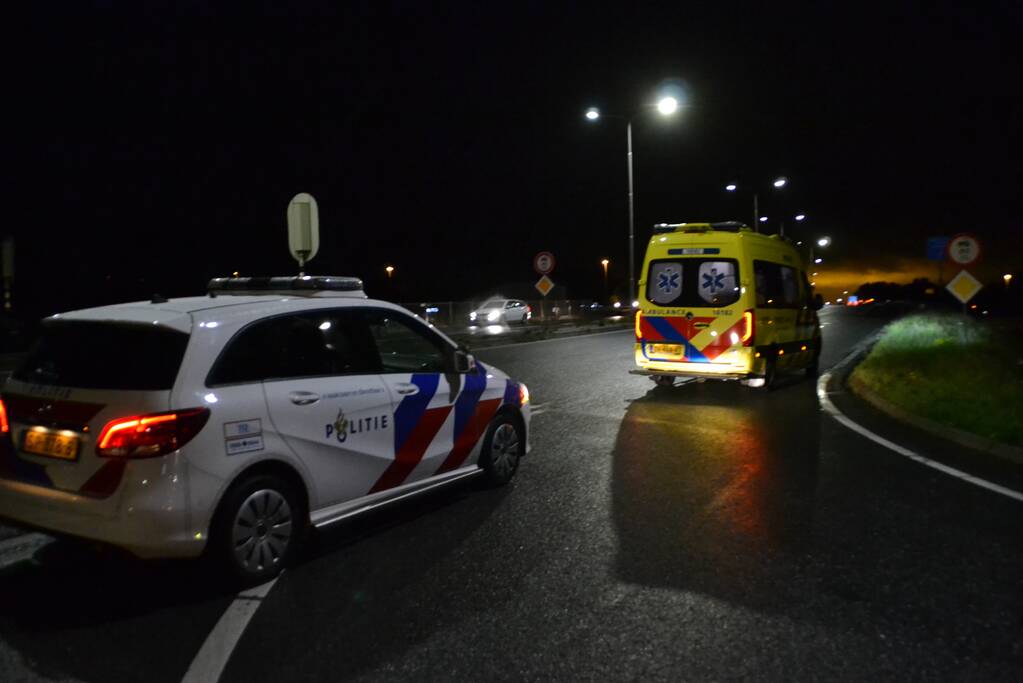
[534,251,555,275]
[947,233,981,266]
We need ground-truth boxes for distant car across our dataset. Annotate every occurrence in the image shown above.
[469,299,531,325]
[0,276,531,584]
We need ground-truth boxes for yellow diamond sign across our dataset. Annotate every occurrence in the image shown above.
[534,275,554,297]
[946,269,982,304]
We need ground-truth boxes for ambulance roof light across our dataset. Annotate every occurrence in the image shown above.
[652,221,750,234]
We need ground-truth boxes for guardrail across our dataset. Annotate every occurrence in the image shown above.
[398,299,634,327]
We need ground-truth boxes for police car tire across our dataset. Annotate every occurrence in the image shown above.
[653,375,675,388]
[211,474,307,586]
[478,413,522,487]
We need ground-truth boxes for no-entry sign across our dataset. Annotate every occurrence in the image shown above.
[534,251,555,275]
[947,233,981,267]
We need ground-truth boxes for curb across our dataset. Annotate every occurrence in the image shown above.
[840,336,1023,467]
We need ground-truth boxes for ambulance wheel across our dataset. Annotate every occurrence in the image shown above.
[211,474,307,586]
[762,357,778,391]
[479,413,523,486]
[804,351,820,379]
[652,375,675,388]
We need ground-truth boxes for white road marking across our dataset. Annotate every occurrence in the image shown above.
[817,349,1023,504]
[0,533,52,571]
[181,577,278,683]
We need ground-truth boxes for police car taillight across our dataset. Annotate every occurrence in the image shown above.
[96,408,210,458]
[0,398,9,433]
[635,310,643,339]
[519,383,530,405]
[741,309,755,346]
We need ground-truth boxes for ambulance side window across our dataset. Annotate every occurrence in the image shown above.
[754,261,800,309]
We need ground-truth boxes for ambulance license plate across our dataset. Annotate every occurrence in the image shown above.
[649,343,683,357]
[23,430,80,461]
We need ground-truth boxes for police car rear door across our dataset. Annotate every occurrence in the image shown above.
[257,310,395,508]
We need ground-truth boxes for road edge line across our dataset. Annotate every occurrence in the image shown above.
[817,344,1023,504]
[181,577,279,683]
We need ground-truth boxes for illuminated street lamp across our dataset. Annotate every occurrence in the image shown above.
[585,94,682,303]
[385,265,395,279]
[1005,273,1013,286]
[601,259,610,299]
[808,235,831,267]
[657,96,678,115]
[724,176,788,229]
[795,214,806,221]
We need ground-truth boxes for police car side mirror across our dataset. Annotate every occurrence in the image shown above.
[812,294,824,311]
[454,349,476,373]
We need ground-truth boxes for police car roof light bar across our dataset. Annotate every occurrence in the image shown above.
[207,276,365,297]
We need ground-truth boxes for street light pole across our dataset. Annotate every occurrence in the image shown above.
[586,97,679,307]
[626,120,635,303]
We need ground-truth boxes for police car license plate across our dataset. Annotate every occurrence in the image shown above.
[23,431,80,461]
[649,343,683,357]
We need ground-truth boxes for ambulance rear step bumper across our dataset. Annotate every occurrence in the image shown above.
[629,368,756,381]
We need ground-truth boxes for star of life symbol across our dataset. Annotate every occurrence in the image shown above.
[702,267,725,294]
[657,268,680,294]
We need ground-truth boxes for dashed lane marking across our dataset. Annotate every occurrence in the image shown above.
[181,577,279,683]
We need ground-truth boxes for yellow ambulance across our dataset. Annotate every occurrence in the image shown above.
[632,221,823,390]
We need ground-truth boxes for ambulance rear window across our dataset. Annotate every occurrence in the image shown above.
[646,258,740,307]
[13,320,188,390]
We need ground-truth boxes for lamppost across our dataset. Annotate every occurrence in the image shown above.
[601,258,610,300]
[585,95,681,304]
[724,177,788,230]
[809,236,830,269]
[385,265,394,279]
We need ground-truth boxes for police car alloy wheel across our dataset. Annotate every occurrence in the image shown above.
[479,415,522,486]
[213,473,307,585]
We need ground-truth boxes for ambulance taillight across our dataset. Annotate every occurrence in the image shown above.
[741,309,755,346]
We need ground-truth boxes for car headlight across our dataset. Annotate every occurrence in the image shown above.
[487,310,500,322]
[469,311,477,321]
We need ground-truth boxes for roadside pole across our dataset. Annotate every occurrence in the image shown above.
[533,251,555,325]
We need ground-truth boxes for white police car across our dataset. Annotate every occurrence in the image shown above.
[0,276,530,583]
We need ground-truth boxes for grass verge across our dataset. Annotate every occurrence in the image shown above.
[850,313,1022,447]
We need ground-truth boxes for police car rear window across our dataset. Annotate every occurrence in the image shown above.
[646,258,741,307]
[12,321,188,390]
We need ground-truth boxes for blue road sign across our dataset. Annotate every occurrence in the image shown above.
[926,236,949,261]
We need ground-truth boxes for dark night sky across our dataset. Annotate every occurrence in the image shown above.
[5,1,1021,314]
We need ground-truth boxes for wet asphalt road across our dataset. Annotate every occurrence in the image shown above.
[1,305,1021,681]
